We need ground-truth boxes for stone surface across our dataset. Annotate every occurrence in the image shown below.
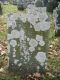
[7,4,50,79]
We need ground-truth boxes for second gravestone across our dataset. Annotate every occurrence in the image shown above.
[7,4,50,79]
[0,2,2,15]
[53,3,60,37]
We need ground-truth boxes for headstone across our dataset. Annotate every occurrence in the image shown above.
[47,0,58,12]
[7,3,50,80]
[53,3,60,36]
[0,1,2,15]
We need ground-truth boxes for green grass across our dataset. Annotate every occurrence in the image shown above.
[0,3,18,41]
[3,4,18,15]
[0,76,21,80]
[0,32,6,41]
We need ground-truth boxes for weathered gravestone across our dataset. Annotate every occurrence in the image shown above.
[7,3,50,80]
[47,0,58,12]
[53,3,60,36]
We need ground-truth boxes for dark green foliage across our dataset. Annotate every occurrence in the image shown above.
[47,0,58,12]
[0,2,2,15]
[17,4,26,11]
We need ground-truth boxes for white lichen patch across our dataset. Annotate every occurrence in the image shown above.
[12,21,16,29]
[19,13,27,23]
[35,52,46,63]
[13,51,16,54]
[29,39,38,47]
[39,21,50,31]
[27,14,36,25]
[11,30,20,38]
[8,14,15,21]
[30,24,33,28]
[20,28,25,41]
[18,63,22,67]
[24,56,28,60]
[7,34,13,40]
[13,51,16,58]
[27,38,30,41]
[34,23,41,31]
[7,21,13,27]
[13,48,16,52]
[36,35,45,46]
[13,54,16,58]
[43,14,48,21]
[14,59,19,64]
[39,41,45,46]
[10,40,17,47]
[7,44,10,53]
[24,50,29,55]
[29,47,35,52]
[34,21,50,31]
[36,35,43,42]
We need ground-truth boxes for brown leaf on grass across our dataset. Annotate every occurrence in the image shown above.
[33,72,41,78]
[48,52,53,55]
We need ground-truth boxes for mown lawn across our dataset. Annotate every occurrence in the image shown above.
[0,3,17,41]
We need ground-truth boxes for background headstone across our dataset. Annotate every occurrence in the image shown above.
[0,0,8,4]
[7,3,50,80]
[53,3,60,36]
[0,1,2,15]
[47,0,58,12]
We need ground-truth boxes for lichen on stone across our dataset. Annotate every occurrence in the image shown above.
[29,39,38,47]
[35,52,47,65]
[10,40,17,47]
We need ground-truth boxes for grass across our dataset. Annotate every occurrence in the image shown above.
[3,3,18,15]
[0,3,18,41]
